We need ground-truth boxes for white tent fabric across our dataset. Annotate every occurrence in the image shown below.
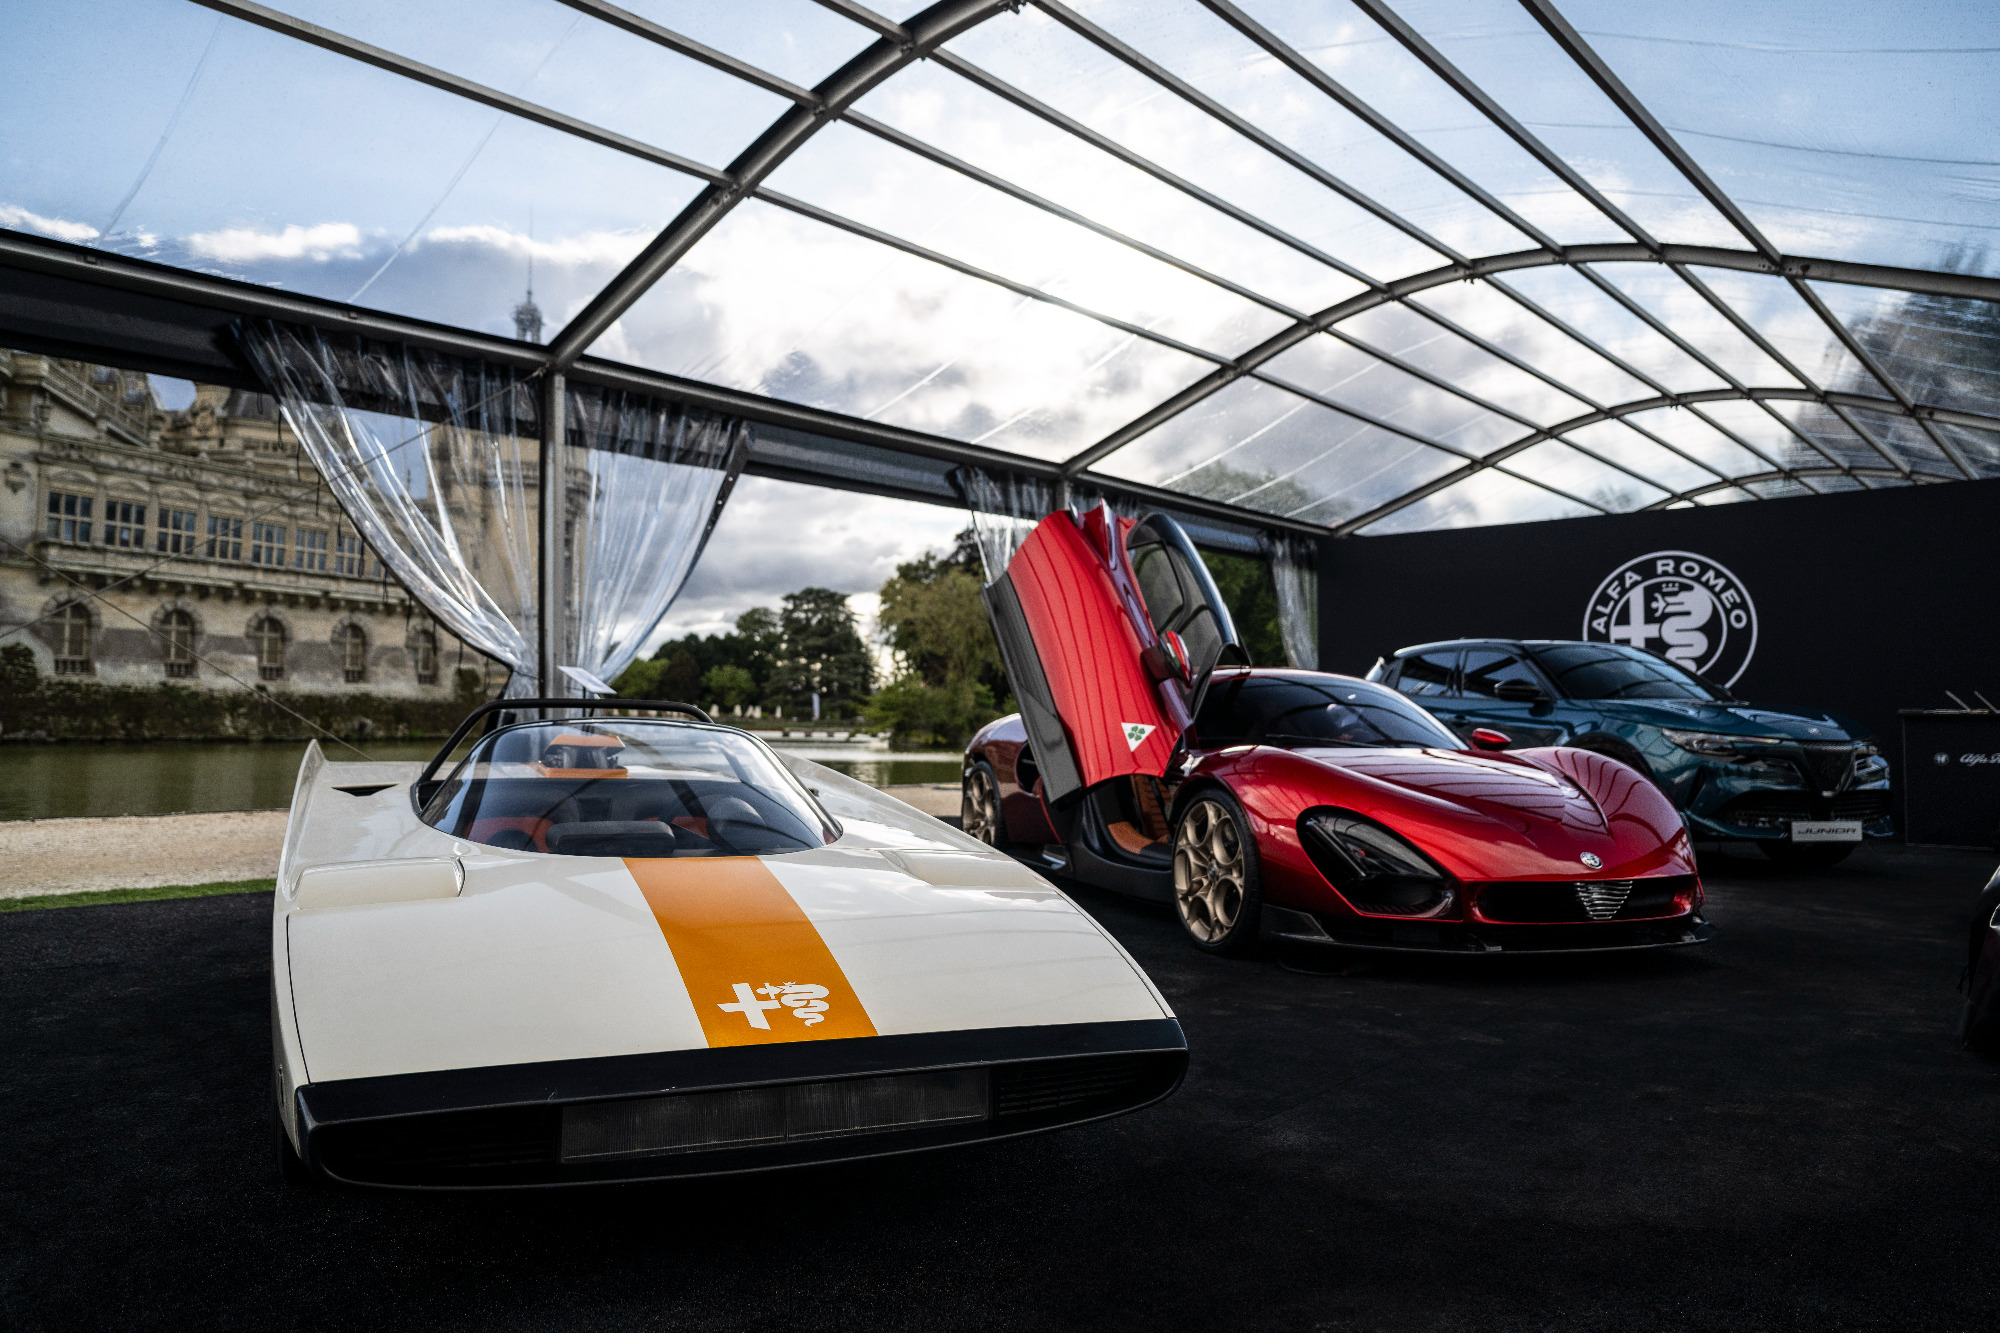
[244,324,746,696]
[562,387,747,686]
[243,322,541,693]
[1263,533,1319,670]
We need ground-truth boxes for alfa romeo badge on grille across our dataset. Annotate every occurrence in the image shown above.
[1580,853,1603,869]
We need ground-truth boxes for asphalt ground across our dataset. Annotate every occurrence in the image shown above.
[4,844,1998,1332]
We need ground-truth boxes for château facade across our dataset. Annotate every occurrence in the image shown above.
[0,349,502,699]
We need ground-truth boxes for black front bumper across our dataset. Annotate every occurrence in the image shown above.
[295,1019,1186,1189]
[1264,905,1713,955]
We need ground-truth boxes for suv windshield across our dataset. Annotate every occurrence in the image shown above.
[422,720,835,858]
[1197,673,1463,749]
[1530,643,1728,701]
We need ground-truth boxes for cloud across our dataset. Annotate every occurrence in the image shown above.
[421,224,652,268]
[185,222,365,263]
[647,475,971,651]
[0,203,99,243]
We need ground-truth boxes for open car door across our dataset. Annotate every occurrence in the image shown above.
[983,504,1240,804]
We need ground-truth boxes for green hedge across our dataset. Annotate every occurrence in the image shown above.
[0,644,478,741]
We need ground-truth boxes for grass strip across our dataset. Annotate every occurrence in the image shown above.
[0,879,275,913]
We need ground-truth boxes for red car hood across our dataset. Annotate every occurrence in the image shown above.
[1271,744,1692,881]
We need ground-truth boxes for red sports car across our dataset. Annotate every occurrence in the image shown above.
[965,505,1711,956]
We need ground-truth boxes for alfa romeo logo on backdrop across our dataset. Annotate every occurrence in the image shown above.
[1582,550,1758,686]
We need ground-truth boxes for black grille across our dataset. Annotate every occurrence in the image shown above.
[1475,875,1691,924]
[317,1105,559,1182]
[314,1053,1183,1186]
[1715,791,1810,829]
[992,1054,1159,1118]
[1714,789,1889,830]
[1830,790,1891,821]
[1796,742,1857,793]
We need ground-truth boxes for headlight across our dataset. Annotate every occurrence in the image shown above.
[1660,728,1780,759]
[1854,745,1890,785]
[1300,811,1454,918]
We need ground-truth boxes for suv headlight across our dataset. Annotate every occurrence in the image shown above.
[1660,728,1780,759]
[1854,743,1890,785]
[1300,811,1454,918]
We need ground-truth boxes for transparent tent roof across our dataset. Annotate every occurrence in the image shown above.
[4,0,1997,538]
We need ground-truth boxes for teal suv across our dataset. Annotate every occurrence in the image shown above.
[1366,640,1892,866]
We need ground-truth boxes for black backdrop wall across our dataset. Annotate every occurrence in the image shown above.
[1315,476,2000,755]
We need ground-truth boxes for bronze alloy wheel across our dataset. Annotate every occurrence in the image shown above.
[1174,797,1252,947]
[962,764,1003,847]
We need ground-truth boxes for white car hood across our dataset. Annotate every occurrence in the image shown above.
[282,754,1169,1085]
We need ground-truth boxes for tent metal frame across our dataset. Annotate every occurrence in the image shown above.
[7,0,1998,544]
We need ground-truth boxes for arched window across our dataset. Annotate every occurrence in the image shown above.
[251,616,287,681]
[412,628,438,686]
[160,609,196,679]
[53,603,93,675]
[334,623,367,684]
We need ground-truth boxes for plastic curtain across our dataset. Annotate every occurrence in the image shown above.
[1264,533,1320,670]
[561,387,746,685]
[955,467,1056,583]
[243,323,749,698]
[241,322,541,694]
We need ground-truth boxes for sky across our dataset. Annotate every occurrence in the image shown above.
[7,0,2000,595]
[647,474,969,654]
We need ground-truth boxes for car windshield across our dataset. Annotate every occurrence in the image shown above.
[422,720,835,858]
[1530,644,1729,701]
[1196,673,1463,749]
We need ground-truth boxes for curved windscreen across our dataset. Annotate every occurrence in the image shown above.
[422,721,835,858]
[1529,644,1728,701]
[1195,673,1462,750]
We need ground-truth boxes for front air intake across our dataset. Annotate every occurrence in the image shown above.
[1473,875,1694,924]
[307,1046,1186,1187]
[1574,880,1634,920]
[992,1053,1158,1117]
[560,1069,989,1162]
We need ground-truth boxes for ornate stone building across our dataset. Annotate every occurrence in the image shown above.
[0,349,502,698]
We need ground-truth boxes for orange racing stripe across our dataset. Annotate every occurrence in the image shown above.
[625,857,876,1048]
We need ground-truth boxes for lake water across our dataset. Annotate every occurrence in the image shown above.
[0,738,964,821]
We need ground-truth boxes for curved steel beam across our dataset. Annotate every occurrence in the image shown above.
[1326,386,1993,537]
[1514,0,1975,480]
[746,189,1667,513]
[1648,469,1953,508]
[1065,244,2000,473]
[187,0,730,183]
[1030,0,1461,266]
[545,0,1015,367]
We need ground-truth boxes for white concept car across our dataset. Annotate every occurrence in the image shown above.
[271,700,1185,1189]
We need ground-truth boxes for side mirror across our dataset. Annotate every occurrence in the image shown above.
[1141,631,1192,684]
[1469,728,1513,751]
[1493,679,1546,703]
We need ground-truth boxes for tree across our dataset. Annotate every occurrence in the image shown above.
[702,664,757,710]
[644,607,782,705]
[866,531,1007,746]
[1198,550,1287,667]
[863,676,996,748]
[769,588,872,717]
[734,606,783,696]
[876,564,1003,696]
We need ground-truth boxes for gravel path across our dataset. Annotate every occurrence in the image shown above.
[0,810,286,898]
[876,783,960,817]
[0,784,964,899]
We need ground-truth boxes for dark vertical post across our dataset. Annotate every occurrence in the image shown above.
[538,370,566,706]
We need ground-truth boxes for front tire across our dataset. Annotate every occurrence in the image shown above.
[1172,789,1263,955]
[961,760,1008,850]
[1760,841,1855,869]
